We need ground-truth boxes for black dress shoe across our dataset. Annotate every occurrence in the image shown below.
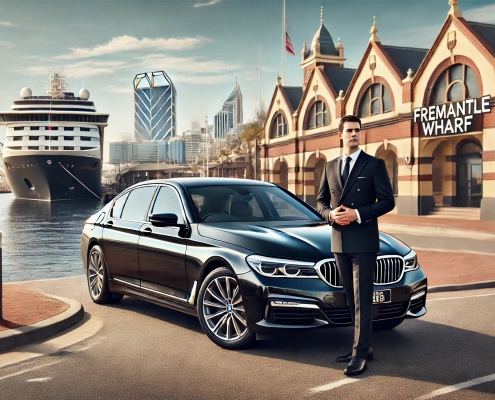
[336,348,374,363]
[344,357,367,376]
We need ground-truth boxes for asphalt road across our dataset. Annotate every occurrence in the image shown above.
[1,276,494,399]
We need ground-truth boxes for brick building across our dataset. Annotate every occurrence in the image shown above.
[260,1,495,220]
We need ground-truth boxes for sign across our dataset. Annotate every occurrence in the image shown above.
[413,95,491,137]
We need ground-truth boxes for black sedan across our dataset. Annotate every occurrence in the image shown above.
[81,178,427,349]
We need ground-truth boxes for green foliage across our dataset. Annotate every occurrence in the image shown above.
[239,121,263,143]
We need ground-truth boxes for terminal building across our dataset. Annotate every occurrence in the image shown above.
[260,1,495,220]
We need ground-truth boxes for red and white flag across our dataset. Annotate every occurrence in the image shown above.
[285,32,295,55]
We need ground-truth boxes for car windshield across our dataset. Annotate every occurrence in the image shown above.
[186,184,323,223]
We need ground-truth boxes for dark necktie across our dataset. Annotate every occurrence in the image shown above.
[341,156,351,186]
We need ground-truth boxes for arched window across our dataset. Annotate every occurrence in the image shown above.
[270,113,288,138]
[430,64,480,105]
[307,100,330,129]
[358,83,392,118]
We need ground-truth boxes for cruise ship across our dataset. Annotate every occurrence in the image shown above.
[0,73,109,200]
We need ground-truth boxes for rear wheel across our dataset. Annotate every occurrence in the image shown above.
[198,267,256,349]
[87,245,123,304]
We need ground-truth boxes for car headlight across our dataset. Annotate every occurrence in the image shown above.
[246,255,318,278]
[404,250,419,271]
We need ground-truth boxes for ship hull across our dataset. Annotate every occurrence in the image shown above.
[3,154,102,201]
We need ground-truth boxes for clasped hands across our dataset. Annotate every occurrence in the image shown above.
[330,205,357,225]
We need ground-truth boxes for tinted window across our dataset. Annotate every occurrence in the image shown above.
[121,186,156,221]
[150,186,185,224]
[111,192,130,218]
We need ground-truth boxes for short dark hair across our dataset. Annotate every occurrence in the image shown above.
[339,115,362,133]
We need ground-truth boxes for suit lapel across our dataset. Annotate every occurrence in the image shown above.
[340,151,369,202]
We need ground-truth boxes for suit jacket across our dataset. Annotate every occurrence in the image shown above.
[316,151,395,253]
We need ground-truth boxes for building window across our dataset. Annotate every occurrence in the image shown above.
[307,100,330,129]
[358,83,392,118]
[270,113,288,138]
[430,64,480,105]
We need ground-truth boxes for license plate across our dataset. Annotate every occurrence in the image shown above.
[373,289,391,304]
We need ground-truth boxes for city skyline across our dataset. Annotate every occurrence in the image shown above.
[0,0,493,160]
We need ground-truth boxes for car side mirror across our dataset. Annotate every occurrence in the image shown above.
[149,213,179,227]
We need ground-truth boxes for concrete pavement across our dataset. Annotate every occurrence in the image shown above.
[0,214,494,352]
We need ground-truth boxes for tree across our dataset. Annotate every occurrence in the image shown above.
[239,121,263,144]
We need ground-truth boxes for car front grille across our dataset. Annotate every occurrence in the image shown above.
[321,301,409,324]
[315,256,405,287]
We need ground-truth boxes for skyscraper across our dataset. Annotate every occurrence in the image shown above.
[134,71,176,142]
[214,80,243,140]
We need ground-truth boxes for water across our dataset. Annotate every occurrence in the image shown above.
[0,193,103,282]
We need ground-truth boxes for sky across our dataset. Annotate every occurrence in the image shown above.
[0,0,494,160]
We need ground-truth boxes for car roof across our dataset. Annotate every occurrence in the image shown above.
[133,177,277,188]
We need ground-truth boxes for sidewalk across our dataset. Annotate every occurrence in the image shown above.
[0,214,494,352]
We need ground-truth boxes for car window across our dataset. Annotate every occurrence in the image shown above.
[110,192,130,218]
[150,186,185,224]
[120,186,157,221]
[186,185,321,222]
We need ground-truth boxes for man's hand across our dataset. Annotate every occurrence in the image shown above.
[331,205,357,225]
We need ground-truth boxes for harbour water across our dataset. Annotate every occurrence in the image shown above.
[0,193,102,282]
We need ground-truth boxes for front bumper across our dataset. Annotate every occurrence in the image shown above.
[237,267,427,334]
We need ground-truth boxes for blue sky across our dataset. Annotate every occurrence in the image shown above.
[0,0,493,159]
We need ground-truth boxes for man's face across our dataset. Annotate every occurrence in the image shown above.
[339,121,361,152]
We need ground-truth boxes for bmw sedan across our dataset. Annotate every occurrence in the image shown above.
[81,178,427,349]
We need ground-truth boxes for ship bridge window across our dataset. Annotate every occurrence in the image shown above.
[50,136,58,140]
[44,136,49,140]
[28,146,39,150]
[51,147,59,150]
[14,127,24,131]
[8,146,22,150]
[64,136,74,140]
[81,147,98,150]
[30,126,40,130]
[64,146,75,150]
[80,127,90,132]
[64,127,74,131]
[29,136,39,140]
[13,136,23,141]
[81,136,92,141]
[47,127,59,130]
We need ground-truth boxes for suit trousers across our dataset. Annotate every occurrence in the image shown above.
[334,252,377,360]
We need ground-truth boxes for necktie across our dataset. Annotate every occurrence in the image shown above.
[341,156,351,186]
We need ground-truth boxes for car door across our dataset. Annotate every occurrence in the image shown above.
[138,185,188,299]
[101,185,157,286]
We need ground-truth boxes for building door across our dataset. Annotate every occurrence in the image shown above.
[457,155,482,207]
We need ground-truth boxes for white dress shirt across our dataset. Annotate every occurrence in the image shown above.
[340,149,362,224]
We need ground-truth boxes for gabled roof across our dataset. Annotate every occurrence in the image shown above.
[323,67,356,94]
[281,86,303,112]
[381,46,428,79]
[468,21,495,53]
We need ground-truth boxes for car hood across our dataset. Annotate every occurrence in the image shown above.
[197,222,411,261]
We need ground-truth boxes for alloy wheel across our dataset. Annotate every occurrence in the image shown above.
[88,249,104,300]
[201,276,248,342]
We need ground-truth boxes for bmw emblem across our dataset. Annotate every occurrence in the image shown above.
[227,305,233,312]
[47,160,52,165]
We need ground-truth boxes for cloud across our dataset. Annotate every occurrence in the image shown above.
[22,60,129,78]
[138,54,239,74]
[0,21,13,27]
[0,40,15,48]
[464,4,495,24]
[57,35,209,60]
[194,0,222,8]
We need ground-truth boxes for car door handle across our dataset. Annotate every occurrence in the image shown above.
[105,220,114,228]
[141,227,152,236]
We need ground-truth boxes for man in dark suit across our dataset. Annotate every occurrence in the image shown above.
[316,115,395,376]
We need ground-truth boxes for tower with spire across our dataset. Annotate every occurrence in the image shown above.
[300,6,346,87]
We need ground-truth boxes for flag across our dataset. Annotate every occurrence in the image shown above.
[285,32,295,56]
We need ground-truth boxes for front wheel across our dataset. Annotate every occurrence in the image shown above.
[87,245,123,304]
[197,267,256,349]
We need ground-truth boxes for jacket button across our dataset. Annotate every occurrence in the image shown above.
[351,203,354,206]
[357,189,360,192]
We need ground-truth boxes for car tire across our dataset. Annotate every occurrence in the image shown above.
[372,318,404,331]
[198,267,256,350]
[87,245,123,304]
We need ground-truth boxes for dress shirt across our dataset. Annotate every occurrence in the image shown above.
[341,149,362,224]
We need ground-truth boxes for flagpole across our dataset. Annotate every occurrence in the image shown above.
[282,0,286,85]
